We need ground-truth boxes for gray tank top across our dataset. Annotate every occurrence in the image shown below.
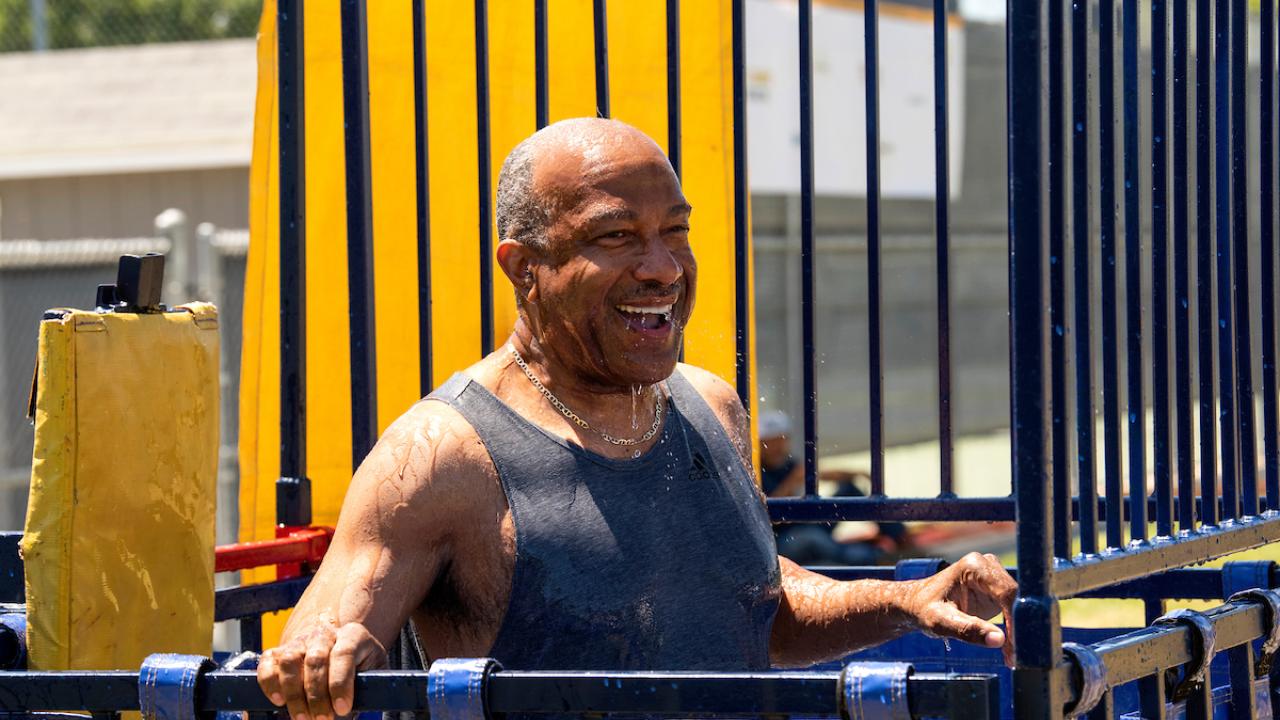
[425,370,781,671]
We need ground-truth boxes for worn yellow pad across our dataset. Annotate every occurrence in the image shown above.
[240,0,757,643]
[22,304,220,669]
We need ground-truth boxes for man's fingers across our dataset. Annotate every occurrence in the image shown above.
[257,651,286,707]
[275,646,310,720]
[930,606,1005,648]
[328,624,388,717]
[303,640,335,720]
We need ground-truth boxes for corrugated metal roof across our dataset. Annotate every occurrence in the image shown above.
[0,39,255,180]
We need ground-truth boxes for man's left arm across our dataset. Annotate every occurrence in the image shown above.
[676,364,1017,669]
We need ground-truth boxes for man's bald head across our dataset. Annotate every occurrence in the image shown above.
[495,118,673,256]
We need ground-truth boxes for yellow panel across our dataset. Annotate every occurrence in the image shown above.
[304,0,354,529]
[368,0,425,424]
[605,0,668,151]
[677,0,740,386]
[487,0,536,344]
[23,306,219,669]
[547,0,598,121]
[426,0,483,386]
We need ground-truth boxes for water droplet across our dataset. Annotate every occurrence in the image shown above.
[1055,324,1065,336]
[1076,121,1085,132]
[942,637,952,652]
[631,384,641,430]
[1181,298,1189,309]
[1220,319,1227,328]
[1129,411,1138,423]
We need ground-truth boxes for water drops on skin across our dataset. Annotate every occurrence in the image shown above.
[631,384,641,430]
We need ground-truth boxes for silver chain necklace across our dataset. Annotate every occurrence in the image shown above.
[510,346,663,447]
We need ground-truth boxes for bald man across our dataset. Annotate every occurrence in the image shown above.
[257,119,1017,720]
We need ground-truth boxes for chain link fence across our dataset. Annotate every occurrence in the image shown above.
[0,0,261,54]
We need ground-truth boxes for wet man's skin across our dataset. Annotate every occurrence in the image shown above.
[256,118,1018,720]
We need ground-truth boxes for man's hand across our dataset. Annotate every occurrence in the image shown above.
[899,552,1017,665]
[257,615,388,720]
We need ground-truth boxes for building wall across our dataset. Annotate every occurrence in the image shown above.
[0,167,248,241]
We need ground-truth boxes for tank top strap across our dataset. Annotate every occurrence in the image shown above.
[665,370,746,476]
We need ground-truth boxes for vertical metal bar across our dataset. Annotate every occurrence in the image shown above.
[1151,0,1173,537]
[1122,0,1147,542]
[1049,0,1071,557]
[535,0,549,129]
[340,0,379,470]
[239,616,263,654]
[277,0,311,527]
[666,0,681,179]
[1229,0,1257,517]
[1226,642,1258,719]
[1173,0,1195,531]
[1085,690,1115,720]
[29,0,46,51]
[1071,0,1099,553]
[732,0,750,413]
[799,0,818,497]
[1215,0,1240,521]
[476,0,494,357]
[413,0,433,396]
[934,0,955,500]
[1138,671,1170,720]
[865,0,886,497]
[1196,0,1219,527]
[1184,678,1214,720]
[1262,0,1279,512]
[593,0,610,118]
[1009,1,1063,717]
[1100,0,1125,547]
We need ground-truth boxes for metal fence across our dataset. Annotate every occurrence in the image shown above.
[0,0,1278,718]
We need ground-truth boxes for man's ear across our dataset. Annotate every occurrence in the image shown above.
[496,239,539,303]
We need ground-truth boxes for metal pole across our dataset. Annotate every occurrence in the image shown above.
[29,0,46,52]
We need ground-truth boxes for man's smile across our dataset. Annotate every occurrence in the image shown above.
[615,302,677,334]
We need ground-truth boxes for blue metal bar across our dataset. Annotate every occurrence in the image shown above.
[1229,0,1257,518]
[1172,0,1194,531]
[732,0,750,412]
[535,0,549,129]
[1151,0,1173,538]
[666,0,681,179]
[593,0,610,118]
[0,670,1000,718]
[865,0,885,497]
[1226,642,1258,719]
[413,0,433,396]
[1137,669,1169,720]
[1196,0,1219,528]
[1122,0,1147,542]
[1100,0,1125,548]
[476,0,494,357]
[798,0,817,497]
[1008,0,1061,715]
[933,0,954,500]
[1049,0,1070,558]
[276,0,310,527]
[340,0,379,468]
[1051,513,1280,596]
[214,577,312,621]
[768,496,1014,522]
[1215,0,1240,521]
[1071,0,1098,554]
[1263,0,1279,512]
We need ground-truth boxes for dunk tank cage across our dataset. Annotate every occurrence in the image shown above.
[1,0,1280,718]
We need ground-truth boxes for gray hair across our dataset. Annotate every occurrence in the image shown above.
[495,137,550,252]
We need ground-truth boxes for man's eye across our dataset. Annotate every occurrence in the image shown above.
[666,225,690,234]
[597,231,630,242]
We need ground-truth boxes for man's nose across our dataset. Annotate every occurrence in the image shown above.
[633,235,683,287]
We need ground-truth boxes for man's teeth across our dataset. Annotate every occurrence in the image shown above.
[616,304,673,315]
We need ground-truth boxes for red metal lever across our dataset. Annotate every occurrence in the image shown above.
[214,526,333,576]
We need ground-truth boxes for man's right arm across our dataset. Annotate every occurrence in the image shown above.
[257,401,476,720]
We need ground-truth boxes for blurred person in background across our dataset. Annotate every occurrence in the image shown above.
[758,411,908,565]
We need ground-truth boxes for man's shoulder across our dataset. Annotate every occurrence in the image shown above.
[674,363,740,408]
[368,392,495,489]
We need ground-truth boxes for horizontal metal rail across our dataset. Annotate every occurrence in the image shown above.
[0,669,999,718]
[1060,595,1272,708]
[213,527,332,574]
[214,577,311,622]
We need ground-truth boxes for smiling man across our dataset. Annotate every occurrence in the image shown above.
[257,118,1017,720]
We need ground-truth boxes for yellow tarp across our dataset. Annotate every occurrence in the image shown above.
[241,0,756,643]
[22,304,220,670]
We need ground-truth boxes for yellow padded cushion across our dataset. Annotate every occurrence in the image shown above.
[21,303,219,670]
